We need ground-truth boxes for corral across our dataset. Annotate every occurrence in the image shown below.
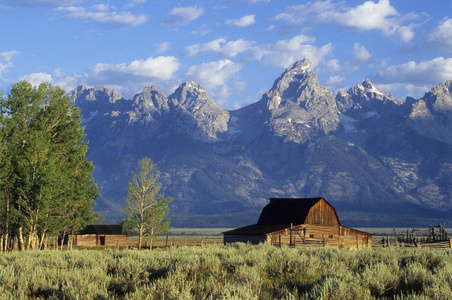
[223,197,372,249]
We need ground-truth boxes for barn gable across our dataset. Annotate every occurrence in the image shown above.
[257,198,340,226]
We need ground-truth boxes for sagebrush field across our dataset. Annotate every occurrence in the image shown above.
[1,244,452,299]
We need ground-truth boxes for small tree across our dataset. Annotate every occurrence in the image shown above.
[122,158,172,249]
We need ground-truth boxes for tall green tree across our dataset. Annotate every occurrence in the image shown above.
[123,158,172,250]
[0,81,98,250]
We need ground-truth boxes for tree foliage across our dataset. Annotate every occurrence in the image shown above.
[0,81,98,250]
[122,158,172,249]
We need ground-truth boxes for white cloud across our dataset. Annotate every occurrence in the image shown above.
[4,0,82,6]
[20,72,53,86]
[0,50,20,76]
[186,38,256,58]
[326,75,345,85]
[428,18,452,53]
[225,14,255,27]
[164,6,204,26]
[353,43,372,64]
[373,57,452,85]
[326,59,342,73]
[154,42,171,53]
[191,24,210,36]
[185,59,241,89]
[275,0,418,42]
[255,35,332,68]
[90,56,179,80]
[326,0,416,42]
[56,5,148,27]
[370,57,452,98]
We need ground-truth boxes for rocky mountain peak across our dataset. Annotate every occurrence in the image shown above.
[169,81,212,112]
[68,85,128,123]
[254,59,339,143]
[133,86,169,113]
[423,80,452,113]
[168,81,230,140]
[129,86,169,124]
[336,79,401,115]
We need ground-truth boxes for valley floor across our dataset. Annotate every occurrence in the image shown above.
[1,244,452,299]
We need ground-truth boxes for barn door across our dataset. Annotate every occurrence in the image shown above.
[100,236,106,246]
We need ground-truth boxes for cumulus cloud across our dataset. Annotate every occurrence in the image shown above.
[90,56,179,80]
[428,18,452,54]
[255,35,332,68]
[185,59,241,89]
[327,0,416,41]
[225,14,255,27]
[164,6,204,26]
[20,72,53,86]
[274,1,335,27]
[326,75,345,85]
[56,5,148,27]
[2,0,82,6]
[0,50,20,76]
[353,43,373,64]
[372,57,452,85]
[154,42,171,53]
[369,57,452,98]
[185,38,255,58]
[275,0,418,42]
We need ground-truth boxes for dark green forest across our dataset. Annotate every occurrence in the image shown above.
[0,81,98,251]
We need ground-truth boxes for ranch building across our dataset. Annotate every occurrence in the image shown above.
[223,197,372,249]
[73,224,127,247]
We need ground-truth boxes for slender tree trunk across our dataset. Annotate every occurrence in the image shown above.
[39,232,46,250]
[4,193,10,252]
[18,227,25,251]
[138,225,143,250]
[0,235,3,252]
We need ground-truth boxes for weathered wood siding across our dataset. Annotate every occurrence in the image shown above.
[103,235,127,247]
[75,234,127,247]
[223,235,267,245]
[75,234,97,247]
[265,224,372,249]
[304,199,340,226]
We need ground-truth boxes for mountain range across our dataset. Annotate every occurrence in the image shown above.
[69,59,452,227]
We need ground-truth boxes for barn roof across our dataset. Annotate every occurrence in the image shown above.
[223,224,290,235]
[78,224,124,235]
[257,197,335,226]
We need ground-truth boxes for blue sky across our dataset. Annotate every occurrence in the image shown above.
[1,0,451,109]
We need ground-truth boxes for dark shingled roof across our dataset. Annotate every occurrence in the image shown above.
[78,225,123,235]
[257,197,324,226]
[223,224,291,235]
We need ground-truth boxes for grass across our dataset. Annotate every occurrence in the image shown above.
[1,244,452,299]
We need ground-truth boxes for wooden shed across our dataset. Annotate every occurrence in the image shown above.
[223,198,372,249]
[74,225,127,247]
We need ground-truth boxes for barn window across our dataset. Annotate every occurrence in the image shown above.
[329,235,334,239]
[309,234,314,238]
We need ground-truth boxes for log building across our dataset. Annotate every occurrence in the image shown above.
[223,198,372,249]
[74,225,127,247]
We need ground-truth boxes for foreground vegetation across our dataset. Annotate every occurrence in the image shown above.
[1,244,452,299]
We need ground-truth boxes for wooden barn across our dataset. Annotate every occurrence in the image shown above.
[223,198,372,249]
[74,225,127,247]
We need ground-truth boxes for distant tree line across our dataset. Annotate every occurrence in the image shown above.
[0,82,98,251]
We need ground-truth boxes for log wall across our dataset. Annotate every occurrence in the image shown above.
[75,234,127,247]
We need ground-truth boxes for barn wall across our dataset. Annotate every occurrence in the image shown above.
[75,234,97,247]
[224,235,267,245]
[265,224,372,249]
[75,234,127,247]
[104,235,127,247]
[305,199,340,226]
